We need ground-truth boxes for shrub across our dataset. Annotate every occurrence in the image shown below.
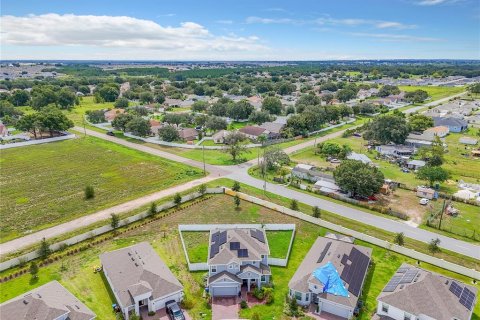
[148,311,155,316]
[240,300,248,309]
[174,193,182,206]
[290,199,299,211]
[148,202,157,216]
[253,287,265,300]
[181,298,194,309]
[84,185,95,200]
[232,181,241,191]
[251,313,260,320]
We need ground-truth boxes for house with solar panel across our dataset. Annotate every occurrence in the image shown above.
[288,236,372,319]
[376,263,477,320]
[206,228,271,297]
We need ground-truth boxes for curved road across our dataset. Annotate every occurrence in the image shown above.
[1,95,479,260]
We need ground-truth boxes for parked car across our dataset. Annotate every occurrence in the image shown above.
[419,198,429,205]
[166,301,185,320]
[106,131,115,136]
[401,168,410,173]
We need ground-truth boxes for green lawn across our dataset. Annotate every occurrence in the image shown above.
[266,230,293,259]
[66,96,115,126]
[182,231,210,263]
[399,85,466,101]
[1,193,477,320]
[0,135,202,242]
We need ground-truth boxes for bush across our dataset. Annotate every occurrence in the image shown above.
[174,193,182,206]
[240,300,248,309]
[181,298,194,309]
[290,199,299,211]
[251,313,260,320]
[253,287,265,300]
[84,185,95,200]
[232,181,241,192]
[148,311,155,316]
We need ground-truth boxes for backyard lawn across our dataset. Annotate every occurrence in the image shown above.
[1,194,477,320]
[399,85,466,101]
[0,135,202,242]
[266,230,293,259]
[66,96,115,125]
[182,231,210,263]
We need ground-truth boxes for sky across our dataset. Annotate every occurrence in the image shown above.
[1,0,479,61]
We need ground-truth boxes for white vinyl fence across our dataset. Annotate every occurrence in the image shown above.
[0,188,224,272]
[0,133,76,149]
[178,224,296,271]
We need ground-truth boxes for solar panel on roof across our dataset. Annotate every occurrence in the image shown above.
[218,231,227,246]
[237,249,249,258]
[449,281,463,298]
[340,247,370,296]
[459,287,475,311]
[317,242,332,263]
[397,267,409,273]
[230,242,240,250]
[399,269,418,284]
[383,275,403,292]
[250,229,266,243]
[210,244,219,258]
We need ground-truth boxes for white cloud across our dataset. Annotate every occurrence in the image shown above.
[0,13,266,53]
[349,32,442,42]
[216,20,234,24]
[416,0,461,5]
[246,15,416,29]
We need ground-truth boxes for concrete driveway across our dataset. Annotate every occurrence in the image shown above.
[212,297,239,320]
[140,307,192,320]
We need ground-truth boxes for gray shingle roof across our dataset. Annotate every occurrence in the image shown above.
[377,263,477,320]
[208,228,269,265]
[100,242,183,309]
[288,237,372,308]
[433,117,468,127]
[0,280,96,320]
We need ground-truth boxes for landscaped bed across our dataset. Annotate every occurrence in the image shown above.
[0,193,477,320]
[0,135,202,242]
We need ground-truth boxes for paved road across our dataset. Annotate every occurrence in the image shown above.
[403,91,467,115]
[2,100,479,259]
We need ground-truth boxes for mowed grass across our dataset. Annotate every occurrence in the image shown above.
[66,96,115,125]
[266,230,293,259]
[182,231,209,263]
[0,136,202,242]
[1,194,477,320]
[399,85,466,101]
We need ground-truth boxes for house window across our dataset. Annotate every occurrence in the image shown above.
[211,267,216,273]
[294,292,302,300]
[306,294,309,301]
[382,304,389,313]
[261,275,266,282]
[404,312,412,320]
[228,264,234,269]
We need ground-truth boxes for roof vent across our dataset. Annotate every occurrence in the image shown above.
[135,263,139,267]
[75,305,80,309]
[400,285,404,289]
[128,252,132,256]
[445,280,450,285]
[131,257,135,261]
[23,300,29,305]
[337,254,340,258]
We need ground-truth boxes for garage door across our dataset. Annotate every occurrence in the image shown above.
[212,286,237,297]
[321,301,351,319]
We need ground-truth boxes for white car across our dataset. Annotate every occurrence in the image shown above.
[419,198,429,205]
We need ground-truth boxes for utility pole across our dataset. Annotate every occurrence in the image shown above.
[313,136,318,154]
[438,199,446,230]
[202,145,206,176]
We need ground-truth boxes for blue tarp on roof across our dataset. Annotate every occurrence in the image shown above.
[312,261,349,297]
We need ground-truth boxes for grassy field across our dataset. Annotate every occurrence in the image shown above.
[399,85,466,101]
[66,96,115,125]
[0,136,202,242]
[182,231,210,263]
[266,230,293,259]
[1,194,477,320]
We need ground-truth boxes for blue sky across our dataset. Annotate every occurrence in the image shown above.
[1,0,479,60]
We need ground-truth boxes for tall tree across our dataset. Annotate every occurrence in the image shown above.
[126,117,151,137]
[363,114,409,144]
[223,131,250,162]
[261,97,283,115]
[333,160,384,197]
[416,166,449,186]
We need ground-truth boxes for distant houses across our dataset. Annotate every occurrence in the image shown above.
[432,117,468,133]
[288,236,372,319]
[100,242,184,320]
[0,280,96,320]
[375,263,477,320]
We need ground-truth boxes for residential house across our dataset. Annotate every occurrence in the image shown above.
[177,128,198,141]
[472,150,480,158]
[0,122,9,137]
[288,236,372,319]
[466,114,480,128]
[376,263,477,320]
[259,121,285,139]
[375,145,416,158]
[212,129,229,144]
[100,242,184,320]
[432,117,468,133]
[424,126,449,138]
[313,179,342,194]
[207,228,271,297]
[346,152,372,165]
[0,280,96,320]
[247,95,263,109]
[149,119,162,135]
[405,131,442,148]
[416,186,438,199]
[407,160,426,170]
[239,125,267,140]
[459,137,478,145]
[292,164,333,183]
[104,108,125,122]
